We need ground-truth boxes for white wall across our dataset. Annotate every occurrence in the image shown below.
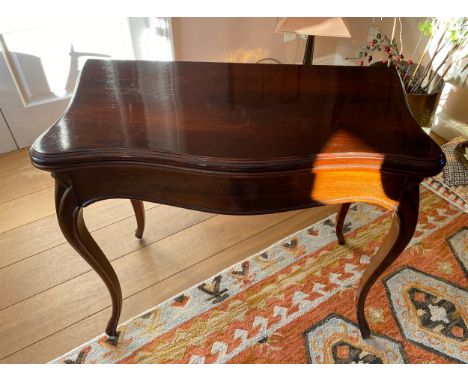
[172,17,427,66]
[172,17,337,65]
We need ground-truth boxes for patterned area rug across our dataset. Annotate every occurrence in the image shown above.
[422,136,468,213]
[52,188,467,364]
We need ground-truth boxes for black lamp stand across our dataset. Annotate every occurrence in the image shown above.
[302,35,315,65]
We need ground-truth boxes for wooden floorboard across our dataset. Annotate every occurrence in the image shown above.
[0,199,156,269]
[0,149,339,363]
[0,187,55,234]
[0,149,53,205]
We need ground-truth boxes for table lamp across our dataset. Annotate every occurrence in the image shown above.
[275,17,351,64]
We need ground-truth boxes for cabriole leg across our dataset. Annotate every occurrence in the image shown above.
[336,202,351,245]
[356,183,420,338]
[55,179,122,344]
[130,200,145,239]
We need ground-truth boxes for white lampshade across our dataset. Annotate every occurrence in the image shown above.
[276,17,351,38]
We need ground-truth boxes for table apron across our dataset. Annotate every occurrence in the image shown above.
[60,165,410,214]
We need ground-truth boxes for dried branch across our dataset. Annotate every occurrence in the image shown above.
[409,21,450,93]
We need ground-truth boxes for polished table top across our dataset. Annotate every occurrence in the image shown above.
[31,60,444,176]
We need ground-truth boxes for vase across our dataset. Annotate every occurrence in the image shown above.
[406,83,444,128]
[406,91,442,127]
[403,65,445,131]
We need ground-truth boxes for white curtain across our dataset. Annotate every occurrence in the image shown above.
[128,17,175,61]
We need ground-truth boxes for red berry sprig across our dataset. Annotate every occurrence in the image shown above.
[357,30,414,87]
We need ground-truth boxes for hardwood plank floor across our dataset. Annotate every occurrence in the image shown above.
[0,199,156,268]
[0,148,53,204]
[0,149,339,363]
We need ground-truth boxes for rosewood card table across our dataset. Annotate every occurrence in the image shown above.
[30,59,445,344]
